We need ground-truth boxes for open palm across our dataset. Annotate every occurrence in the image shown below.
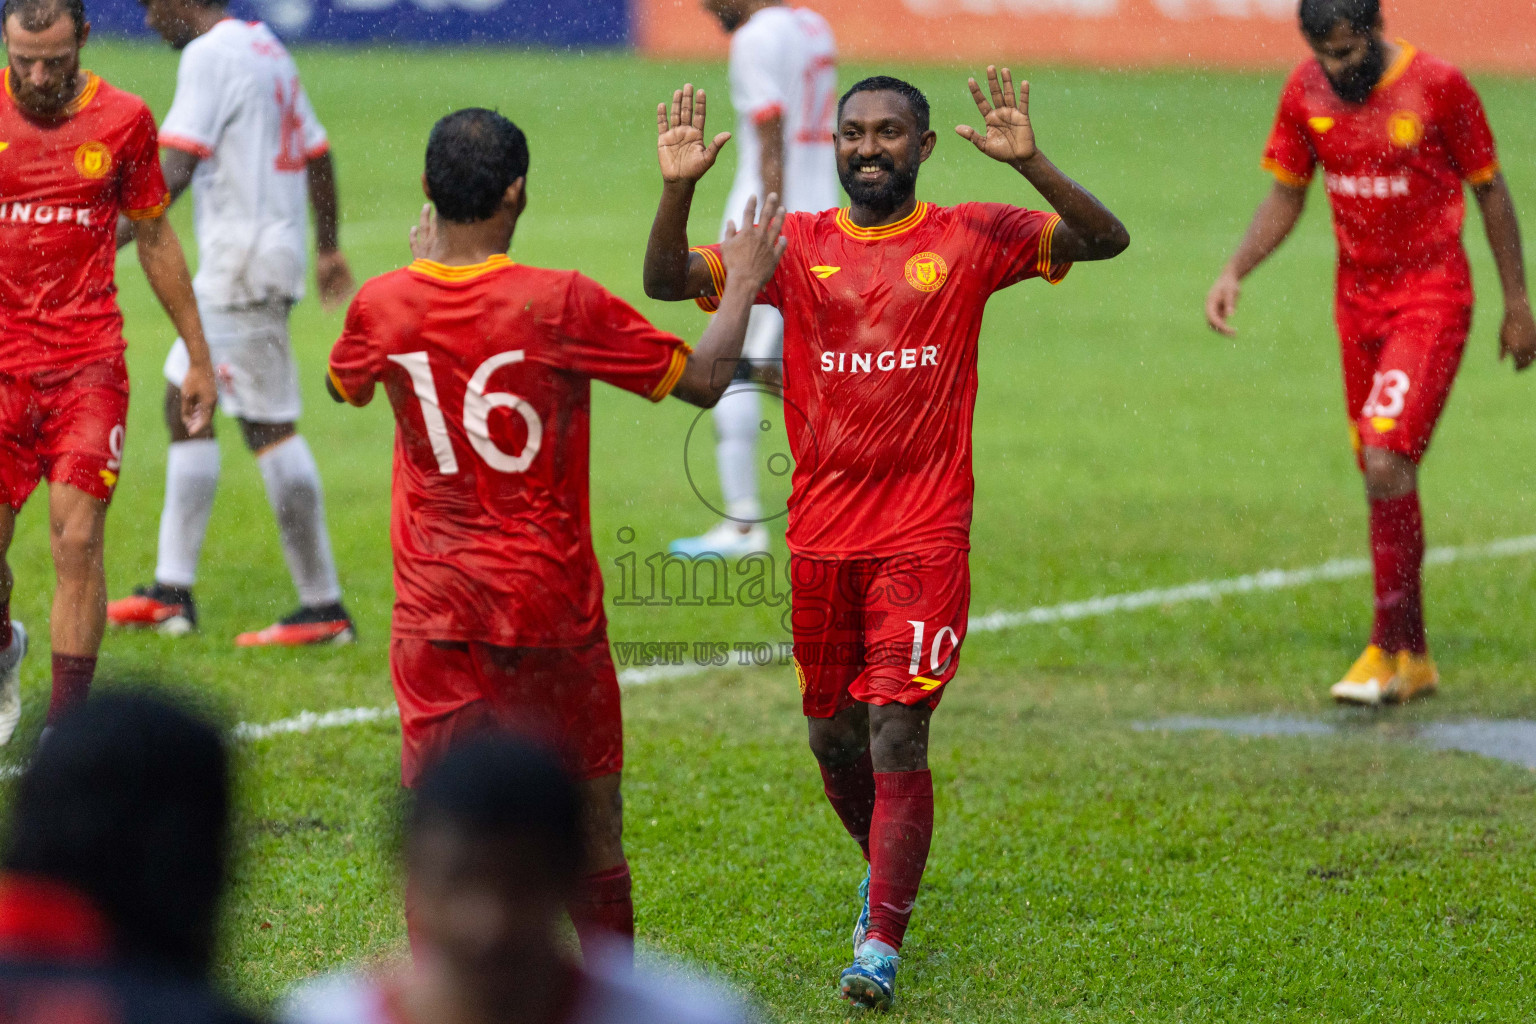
[657,83,731,184]
[956,66,1038,165]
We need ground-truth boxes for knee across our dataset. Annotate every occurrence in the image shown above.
[1362,447,1416,500]
[808,721,867,767]
[50,517,103,574]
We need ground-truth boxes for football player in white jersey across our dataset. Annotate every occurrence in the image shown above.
[670,0,836,558]
[108,0,356,646]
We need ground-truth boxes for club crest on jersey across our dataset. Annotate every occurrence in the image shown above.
[1308,117,1335,134]
[1387,111,1423,149]
[73,141,112,179]
[904,252,948,293]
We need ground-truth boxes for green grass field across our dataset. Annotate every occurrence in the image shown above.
[4,42,1536,1021]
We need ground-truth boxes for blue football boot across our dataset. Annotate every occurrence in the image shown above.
[851,867,871,952]
[839,944,899,1011]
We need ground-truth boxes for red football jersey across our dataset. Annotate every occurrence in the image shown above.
[0,71,169,376]
[1263,44,1498,292]
[329,255,690,646]
[692,201,1068,557]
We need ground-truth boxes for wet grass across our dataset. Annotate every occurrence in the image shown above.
[1,43,1533,1021]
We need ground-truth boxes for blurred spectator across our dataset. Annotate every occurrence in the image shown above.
[282,736,753,1024]
[0,692,259,1023]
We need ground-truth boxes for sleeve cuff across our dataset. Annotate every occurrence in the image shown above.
[159,133,213,159]
[649,346,691,401]
[1261,157,1312,188]
[1035,214,1072,285]
[690,246,726,314]
[1465,160,1500,186]
[124,197,171,221]
[750,102,785,125]
[328,365,363,406]
[305,140,331,160]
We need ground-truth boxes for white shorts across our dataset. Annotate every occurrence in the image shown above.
[744,305,784,364]
[164,300,301,424]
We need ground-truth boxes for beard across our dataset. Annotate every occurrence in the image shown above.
[1325,38,1386,104]
[9,59,79,117]
[838,153,921,219]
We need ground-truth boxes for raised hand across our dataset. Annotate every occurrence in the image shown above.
[409,203,436,260]
[720,193,789,294]
[657,83,731,184]
[955,65,1038,166]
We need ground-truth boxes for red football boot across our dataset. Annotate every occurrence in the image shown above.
[106,584,197,636]
[235,603,356,647]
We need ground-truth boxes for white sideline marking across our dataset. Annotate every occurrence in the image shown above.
[193,532,1536,744]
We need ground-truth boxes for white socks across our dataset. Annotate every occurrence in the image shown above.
[257,436,341,607]
[713,380,763,524]
[155,439,220,588]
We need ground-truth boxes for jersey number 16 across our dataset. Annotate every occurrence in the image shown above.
[387,350,543,476]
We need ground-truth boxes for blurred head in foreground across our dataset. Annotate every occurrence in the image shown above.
[407,736,583,999]
[2,692,230,978]
[1299,0,1386,104]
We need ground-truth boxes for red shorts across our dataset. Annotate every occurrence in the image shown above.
[1337,293,1469,465]
[0,358,129,510]
[390,636,623,788]
[790,548,970,718]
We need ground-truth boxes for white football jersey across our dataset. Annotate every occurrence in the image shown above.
[722,4,838,236]
[160,19,328,309]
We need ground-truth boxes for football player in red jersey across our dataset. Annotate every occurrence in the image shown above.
[1205,0,1536,707]
[327,109,785,963]
[643,70,1128,1008]
[0,0,216,743]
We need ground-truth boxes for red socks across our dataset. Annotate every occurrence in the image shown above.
[865,769,933,952]
[48,653,96,724]
[819,748,875,859]
[568,861,634,965]
[1369,492,1427,655]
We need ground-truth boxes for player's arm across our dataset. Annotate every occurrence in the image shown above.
[115,149,200,249]
[671,195,788,408]
[1471,173,1536,371]
[756,111,785,202]
[644,84,734,302]
[308,151,356,312]
[1204,180,1308,337]
[134,214,216,433]
[955,66,1129,265]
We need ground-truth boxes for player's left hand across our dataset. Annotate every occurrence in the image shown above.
[181,361,218,436]
[316,250,356,313]
[720,193,789,295]
[1499,299,1536,371]
[956,66,1038,166]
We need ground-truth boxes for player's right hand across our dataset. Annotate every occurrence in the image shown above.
[657,84,731,185]
[1206,272,1242,337]
[181,362,218,437]
[719,193,789,294]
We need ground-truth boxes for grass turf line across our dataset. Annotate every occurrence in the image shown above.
[0,45,1532,1020]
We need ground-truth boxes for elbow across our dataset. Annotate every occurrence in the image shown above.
[643,274,683,302]
[1102,221,1132,258]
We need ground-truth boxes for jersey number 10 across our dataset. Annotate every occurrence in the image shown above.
[387,350,543,476]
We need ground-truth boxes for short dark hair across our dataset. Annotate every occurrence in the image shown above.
[1299,0,1380,39]
[409,736,582,883]
[424,108,530,224]
[837,76,931,135]
[3,693,231,978]
[1,0,85,41]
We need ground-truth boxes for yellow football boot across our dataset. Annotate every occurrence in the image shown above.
[1384,651,1439,704]
[1329,645,1397,706]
